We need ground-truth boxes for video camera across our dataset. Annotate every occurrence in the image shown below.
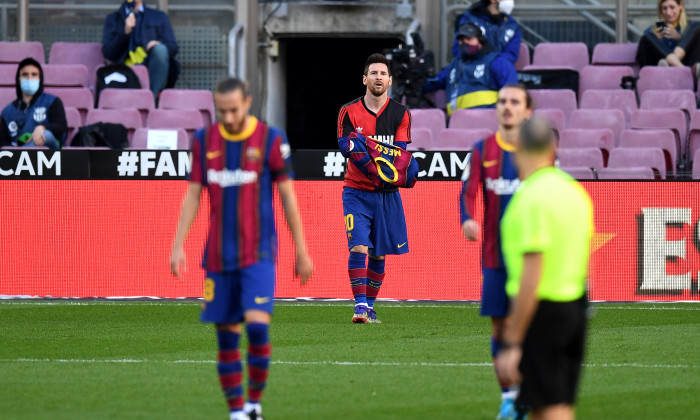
[384,33,435,109]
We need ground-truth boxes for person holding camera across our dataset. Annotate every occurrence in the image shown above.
[425,22,518,116]
[636,0,700,71]
[451,0,521,64]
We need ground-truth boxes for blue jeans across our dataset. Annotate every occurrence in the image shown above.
[24,129,60,149]
[145,43,169,98]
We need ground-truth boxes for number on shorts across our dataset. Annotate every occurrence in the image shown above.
[345,214,354,231]
[204,278,215,302]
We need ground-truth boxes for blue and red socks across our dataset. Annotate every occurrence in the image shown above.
[366,258,385,308]
[246,323,271,404]
[216,329,244,413]
[349,251,368,307]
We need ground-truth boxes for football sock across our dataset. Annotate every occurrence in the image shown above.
[491,336,511,393]
[349,251,368,306]
[246,323,271,404]
[366,258,386,309]
[216,329,244,413]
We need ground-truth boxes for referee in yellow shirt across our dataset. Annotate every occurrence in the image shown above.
[497,117,593,420]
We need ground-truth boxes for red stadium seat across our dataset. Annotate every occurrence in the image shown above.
[533,108,565,140]
[591,43,639,68]
[637,66,694,99]
[42,64,89,88]
[410,108,447,141]
[448,108,497,132]
[130,128,190,150]
[98,88,155,125]
[0,87,15,107]
[158,88,216,126]
[529,89,577,124]
[530,42,589,71]
[514,43,530,71]
[578,65,635,98]
[0,41,45,64]
[560,166,595,180]
[558,129,615,165]
[408,127,433,151]
[640,89,696,120]
[0,64,15,88]
[629,109,687,163]
[433,128,491,151]
[608,147,667,179]
[44,87,94,125]
[619,129,677,175]
[146,109,204,137]
[579,89,638,126]
[64,107,81,146]
[569,109,626,146]
[693,149,700,179]
[556,148,605,171]
[598,167,656,180]
[48,42,105,90]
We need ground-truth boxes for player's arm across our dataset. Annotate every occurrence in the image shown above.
[461,147,482,240]
[501,27,522,64]
[337,105,357,157]
[394,109,411,150]
[277,179,313,284]
[171,182,203,277]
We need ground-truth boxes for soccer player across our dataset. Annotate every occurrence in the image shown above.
[170,77,313,420]
[460,84,532,419]
[498,117,592,420]
[337,53,412,324]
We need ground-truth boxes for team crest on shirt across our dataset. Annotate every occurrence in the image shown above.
[8,121,17,137]
[474,64,485,79]
[356,127,363,133]
[505,29,515,43]
[246,147,262,161]
[280,143,291,159]
[33,107,47,122]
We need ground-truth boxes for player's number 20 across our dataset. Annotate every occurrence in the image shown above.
[345,214,354,231]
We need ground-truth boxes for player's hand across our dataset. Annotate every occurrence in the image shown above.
[170,244,186,278]
[31,125,46,146]
[462,220,480,241]
[496,346,523,386]
[125,13,136,35]
[296,253,313,285]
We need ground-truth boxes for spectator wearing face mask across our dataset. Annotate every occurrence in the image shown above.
[451,0,521,64]
[0,57,67,149]
[425,22,518,115]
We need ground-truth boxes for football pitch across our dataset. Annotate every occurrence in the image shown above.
[0,301,698,419]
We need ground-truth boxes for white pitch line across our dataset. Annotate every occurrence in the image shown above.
[0,358,696,369]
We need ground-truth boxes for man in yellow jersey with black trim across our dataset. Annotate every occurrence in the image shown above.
[497,117,593,420]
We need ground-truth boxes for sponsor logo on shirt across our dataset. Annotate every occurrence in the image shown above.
[207,168,258,187]
[485,176,519,195]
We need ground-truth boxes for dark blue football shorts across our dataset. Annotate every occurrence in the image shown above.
[480,267,509,318]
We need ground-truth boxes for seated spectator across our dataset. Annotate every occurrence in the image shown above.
[102,0,180,98]
[425,23,518,116]
[451,0,521,64]
[0,58,67,149]
[636,0,700,70]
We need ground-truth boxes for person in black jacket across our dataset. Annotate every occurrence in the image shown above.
[0,58,67,149]
[102,0,180,98]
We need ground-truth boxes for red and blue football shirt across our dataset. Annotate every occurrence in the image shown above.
[460,132,520,269]
[189,117,293,272]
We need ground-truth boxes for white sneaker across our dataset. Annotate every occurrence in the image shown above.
[230,411,248,420]
[244,402,264,420]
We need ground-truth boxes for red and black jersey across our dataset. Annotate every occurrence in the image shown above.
[337,96,411,191]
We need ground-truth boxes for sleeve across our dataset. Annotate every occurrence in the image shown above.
[394,109,411,145]
[423,64,449,93]
[490,56,519,89]
[502,28,522,64]
[268,128,294,182]
[337,105,355,138]
[44,97,67,143]
[187,128,206,185]
[515,197,550,254]
[101,12,130,62]
[460,146,482,223]
[0,116,11,147]
[155,11,179,56]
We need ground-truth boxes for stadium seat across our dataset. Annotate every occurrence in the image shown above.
[640,89,696,121]
[529,89,577,124]
[579,89,638,126]
[629,109,687,163]
[569,109,626,146]
[560,166,595,180]
[158,89,216,126]
[42,64,89,88]
[578,65,635,98]
[558,129,615,165]
[48,42,104,90]
[0,87,15,107]
[637,66,694,99]
[98,88,155,125]
[598,167,656,180]
[64,107,81,147]
[685,110,700,168]
[608,147,667,179]
[533,108,565,140]
[448,108,497,132]
[693,149,700,179]
[146,109,204,137]
[433,128,491,151]
[591,43,639,68]
[556,148,605,171]
[424,89,446,110]
[44,87,94,125]
[514,43,530,71]
[85,108,143,142]
[410,108,447,141]
[530,42,589,72]
[0,64,15,88]
[619,129,677,175]
[408,127,433,151]
[130,128,190,150]
[0,41,45,64]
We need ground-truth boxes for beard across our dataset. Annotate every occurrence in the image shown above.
[368,83,388,97]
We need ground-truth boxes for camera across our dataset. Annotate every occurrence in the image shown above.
[384,33,435,109]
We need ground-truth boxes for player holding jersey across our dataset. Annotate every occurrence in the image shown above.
[171,77,313,420]
[460,85,532,420]
[337,53,412,324]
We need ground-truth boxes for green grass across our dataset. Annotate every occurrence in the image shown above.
[0,301,698,419]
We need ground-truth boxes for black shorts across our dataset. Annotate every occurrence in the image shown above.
[517,297,587,410]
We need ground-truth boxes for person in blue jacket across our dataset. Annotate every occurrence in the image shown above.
[425,22,519,116]
[451,0,521,65]
[102,0,180,98]
[0,58,67,149]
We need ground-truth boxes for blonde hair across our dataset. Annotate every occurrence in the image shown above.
[658,0,688,32]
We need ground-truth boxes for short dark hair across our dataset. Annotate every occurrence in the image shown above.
[519,117,554,154]
[364,53,391,76]
[501,83,533,109]
[214,77,249,97]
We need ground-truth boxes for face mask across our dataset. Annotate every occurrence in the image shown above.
[20,79,40,96]
[460,43,481,59]
[499,0,515,15]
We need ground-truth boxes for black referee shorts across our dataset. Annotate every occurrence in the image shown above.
[516,297,587,410]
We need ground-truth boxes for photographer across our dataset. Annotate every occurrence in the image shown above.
[424,23,518,116]
[636,0,700,70]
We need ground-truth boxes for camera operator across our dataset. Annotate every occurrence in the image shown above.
[386,33,435,109]
[424,22,518,116]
